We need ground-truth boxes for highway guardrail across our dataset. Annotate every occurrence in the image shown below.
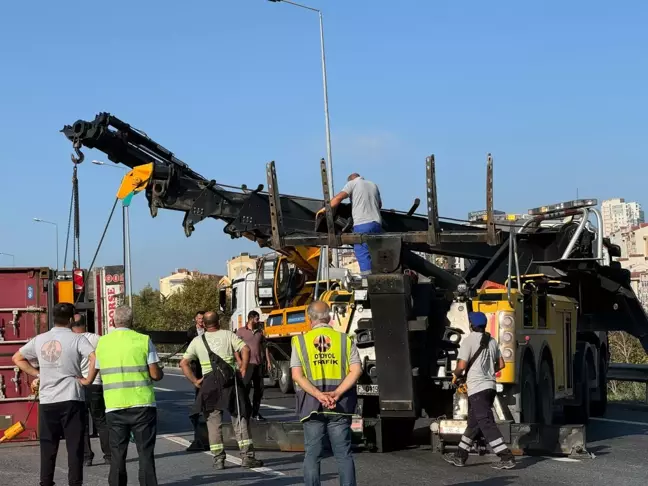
[607,363,648,404]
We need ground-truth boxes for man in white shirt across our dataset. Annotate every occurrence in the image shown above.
[72,314,111,467]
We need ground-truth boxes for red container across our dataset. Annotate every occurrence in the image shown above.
[0,267,53,441]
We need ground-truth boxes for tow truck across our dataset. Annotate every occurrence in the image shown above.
[62,113,648,455]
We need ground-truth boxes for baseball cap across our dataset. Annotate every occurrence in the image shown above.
[468,311,488,328]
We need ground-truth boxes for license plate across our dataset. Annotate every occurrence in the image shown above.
[357,384,379,396]
[439,420,467,435]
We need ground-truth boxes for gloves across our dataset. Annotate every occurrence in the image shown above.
[451,374,458,385]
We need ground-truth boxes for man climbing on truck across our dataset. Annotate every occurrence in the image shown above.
[316,173,382,275]
[444,311,516,470]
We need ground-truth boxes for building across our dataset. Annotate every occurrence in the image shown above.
[601,198,644,236]
[226,252,259,281]
[159,268,222,298]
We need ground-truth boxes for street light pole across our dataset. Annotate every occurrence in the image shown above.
[270,0,339,267]
[0,253,15,266]
[33,219,59,270]
[92,160,133,306]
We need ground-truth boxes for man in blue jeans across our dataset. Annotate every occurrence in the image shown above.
[291,301,363,486]
[316,173,383,275]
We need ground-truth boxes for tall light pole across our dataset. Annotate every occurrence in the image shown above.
[92,160,133,307]
[269,0,338,267]
[0,252,15,266]
[33,219,59,270]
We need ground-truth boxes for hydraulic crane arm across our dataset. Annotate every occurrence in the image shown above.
[62,112,499,261]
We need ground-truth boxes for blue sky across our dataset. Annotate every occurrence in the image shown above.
[1,1,647,290]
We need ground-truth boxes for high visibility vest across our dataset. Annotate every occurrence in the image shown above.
[292,326,356,421]
[95,329,155,410]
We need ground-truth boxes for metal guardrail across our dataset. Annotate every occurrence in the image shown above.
[607,363,648,404]
[158,352,182,368]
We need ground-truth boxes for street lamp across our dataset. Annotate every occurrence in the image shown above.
[33,219,59,270]
[0,253,15,266]
[93,160,133,307]
[269,0,339,267]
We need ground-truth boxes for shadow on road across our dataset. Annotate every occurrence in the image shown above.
[448,476,516,486]
[168,471,336,486]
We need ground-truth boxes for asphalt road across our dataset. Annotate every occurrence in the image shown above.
[2,370,648,485]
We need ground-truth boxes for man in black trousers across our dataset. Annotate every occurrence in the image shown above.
[12,303,96,486]
[186,310,207,452]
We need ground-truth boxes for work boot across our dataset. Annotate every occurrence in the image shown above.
[491,457,515,470]
[213,458,226,470]
[442,453,466,467]
[83,458,93,467]
[253,414,267,422]
[241,457,264,468]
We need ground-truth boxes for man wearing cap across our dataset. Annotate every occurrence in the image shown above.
[444,311,515,470]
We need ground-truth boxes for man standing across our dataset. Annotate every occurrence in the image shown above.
[236,310,272,421]
[444,311,516,470]
[95,306,164,486]
[291,300,363,486]
[12,303,96,486]
[186,310,207,452]
[72,314,111,467]
[180,311,264,470]
[316,173,382,275]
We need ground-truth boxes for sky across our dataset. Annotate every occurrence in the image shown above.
[1,1,647,290]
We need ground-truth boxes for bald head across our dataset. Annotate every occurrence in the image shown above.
[307,300,331,327]
[347,173,360,182]
[203,311,220,330]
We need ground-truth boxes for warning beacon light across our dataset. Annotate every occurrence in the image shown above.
[527,199,597,216]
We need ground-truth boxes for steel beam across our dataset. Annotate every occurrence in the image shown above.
[426,155,440,246]
[486,153,496,246]
[320,158,336,248]
[266,161,285,249]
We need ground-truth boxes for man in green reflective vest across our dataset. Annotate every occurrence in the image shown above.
[291,300,363,486]
[94,306,164,486]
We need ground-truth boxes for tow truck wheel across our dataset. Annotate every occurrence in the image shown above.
[521,362,537,423]
[278,361,294,395]
[591,354,608,417]
[565,363,591,424]
[538,360,554,425]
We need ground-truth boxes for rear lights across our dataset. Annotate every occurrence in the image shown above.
[73,269,84,293]
[498,311,515,363]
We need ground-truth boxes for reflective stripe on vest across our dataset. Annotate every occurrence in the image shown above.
[95,330,155,410]
[292,326,355,421]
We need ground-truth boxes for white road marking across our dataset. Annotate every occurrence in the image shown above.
[591,417,648,427]
[548,457,581,462]
[159,434,285,477]
[154,387,174,392]
[261,404,291,411]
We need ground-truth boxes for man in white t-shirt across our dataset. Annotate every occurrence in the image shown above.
[72,314,111,467]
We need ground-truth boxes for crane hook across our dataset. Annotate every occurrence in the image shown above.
[71,140,84,164]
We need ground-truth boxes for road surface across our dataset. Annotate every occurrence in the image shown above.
[1,369,647,485]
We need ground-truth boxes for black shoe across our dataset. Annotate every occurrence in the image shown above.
[442,453,466,467]
[492,458,516,470]
[253,414,267,421]
[241,457,264,468]
[84,458,93,467]
[186,441,205,452]
[103,457,111,465]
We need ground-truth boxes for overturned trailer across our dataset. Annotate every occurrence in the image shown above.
[62,113,648,455]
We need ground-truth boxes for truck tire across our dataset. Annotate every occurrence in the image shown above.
[373,418,415,453]
[278,361,294,395]
[521,362,537,423]
[538,360,554,425]
[591,354,608,417]
[565,364,591,424]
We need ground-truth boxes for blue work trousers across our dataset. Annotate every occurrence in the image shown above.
[353,222,383,274]
[303,414,356,486]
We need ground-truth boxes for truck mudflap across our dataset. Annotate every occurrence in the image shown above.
[195,416,365,452]
[430,419,592,458]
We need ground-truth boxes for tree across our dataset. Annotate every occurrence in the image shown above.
[132,276,223,332]
[608,331,648,402]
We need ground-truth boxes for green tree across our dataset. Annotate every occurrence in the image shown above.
[608,331,648,402]
[132,285,167,331]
